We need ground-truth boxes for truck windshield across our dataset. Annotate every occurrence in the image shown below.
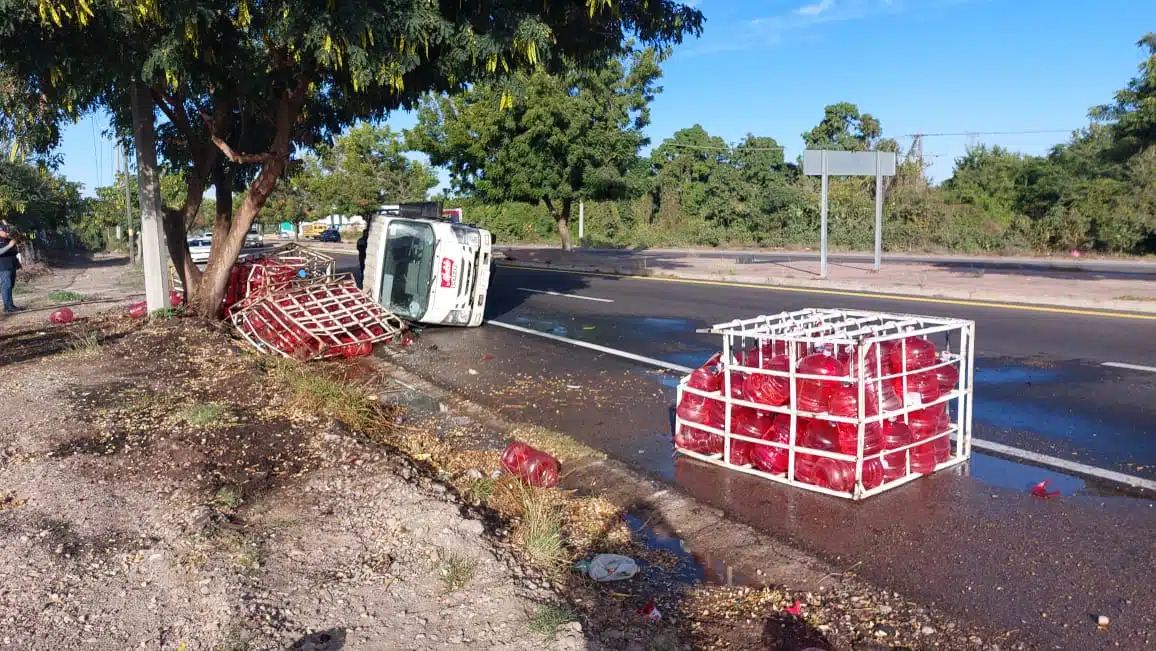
[379,220,436,320]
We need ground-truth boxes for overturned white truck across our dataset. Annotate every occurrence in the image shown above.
[362,202,494,327]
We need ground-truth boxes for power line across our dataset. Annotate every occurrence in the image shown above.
[910,129,1075,138]
[651,128,1080,152]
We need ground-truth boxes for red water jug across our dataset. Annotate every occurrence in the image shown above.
[500,441,560,488]
[935,361,960,393]
[837,342,891,379]
[796,354,846,412]
[676,393,723,429]
[889,337,938,373]
[910,437,950,474]
[811,457,854,492]
[880,420,913,481]
[170,290,184,307]
[48,307,75,324]
[793,420,840,485]
[771,412,811,444]
[127,301,148,319]
[892,369,941,407]
[860,458,885,490]
[909,403,947,440]
[675,424,723,454]
[827,384,884,455]
[749,445,787,474]
[731,407,775,440]
[744,355,792,407]
[726,371,747,399]
[687,353,723,392]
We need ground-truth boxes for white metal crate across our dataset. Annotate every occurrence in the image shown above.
[673,308,975,500]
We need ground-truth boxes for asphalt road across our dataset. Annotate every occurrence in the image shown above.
[488,264,1156,477]
[501,245,1156,278]
[334,251,1156,648]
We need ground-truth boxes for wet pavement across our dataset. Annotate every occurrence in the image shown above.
[384,321,1156,649]
[335,252,1156,648]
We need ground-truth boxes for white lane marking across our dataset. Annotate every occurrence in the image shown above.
[490,319,1156,494]
[516,287,614,303]
[1102,362,1156,374]
[969,439,1156,492]
[488,320,690,374]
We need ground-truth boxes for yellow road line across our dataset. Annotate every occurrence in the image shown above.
[496,262,1156,321]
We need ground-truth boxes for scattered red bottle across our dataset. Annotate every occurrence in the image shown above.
[49,307,75,324]
[500,441,561,488]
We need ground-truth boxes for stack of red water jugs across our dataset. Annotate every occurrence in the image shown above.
[675,336,960,494]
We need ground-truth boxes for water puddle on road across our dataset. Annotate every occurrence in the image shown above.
[623,513,761,588]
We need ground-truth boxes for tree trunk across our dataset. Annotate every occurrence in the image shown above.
[544,197,574,251]
[162,209,201,298]
[192,157,287,318]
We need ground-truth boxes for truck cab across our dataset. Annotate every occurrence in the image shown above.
[363,203,493,327]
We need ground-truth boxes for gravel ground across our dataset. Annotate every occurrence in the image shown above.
[0,317,580,650]
[1,309,1031,651]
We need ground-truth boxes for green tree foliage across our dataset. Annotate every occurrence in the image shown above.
[0,0,703,315]
[300,123,437,219]
[801,102,897,152]
[408,48,666,250]
[0,157,83,233]
[441,35,1156,256]
[1092,33,1156,160]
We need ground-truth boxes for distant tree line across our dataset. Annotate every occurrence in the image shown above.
[409,35,1156,255]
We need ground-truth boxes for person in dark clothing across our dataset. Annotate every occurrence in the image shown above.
[356,216,371,289]
[0,222,21,313]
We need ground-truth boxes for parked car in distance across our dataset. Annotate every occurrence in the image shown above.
[244,224,263,248]
[317,228,341,243]
[187,238,212,264]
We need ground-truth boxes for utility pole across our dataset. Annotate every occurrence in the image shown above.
[129,82,171,312]
[913,132,924,183]
[120,142,137,261]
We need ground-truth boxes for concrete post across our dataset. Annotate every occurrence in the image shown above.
[130,82,171,312]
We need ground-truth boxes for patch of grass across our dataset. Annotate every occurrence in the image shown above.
[437,553,476,593]
[180,402,229,426]
[150,307,183,319]
[465,476,497,504]
[213,486,244,510]
[47,290,89,303]
[236,547,263,575]
[63,331,102,358]
[528,602,577,638]
[267,359,387,433]
[13,283,32,295]
[515,484,567,570]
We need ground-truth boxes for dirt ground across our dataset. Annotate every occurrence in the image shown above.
[0,317,580,650]
[1,254,1017,651]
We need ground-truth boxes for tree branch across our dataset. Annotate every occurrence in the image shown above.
[151,88,193,138]
[210,134,272,164]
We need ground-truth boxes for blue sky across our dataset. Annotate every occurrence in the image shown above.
[56,0,1154,196]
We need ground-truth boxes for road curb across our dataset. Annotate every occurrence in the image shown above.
[367,352,836,592]
[496,259,1156,317]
